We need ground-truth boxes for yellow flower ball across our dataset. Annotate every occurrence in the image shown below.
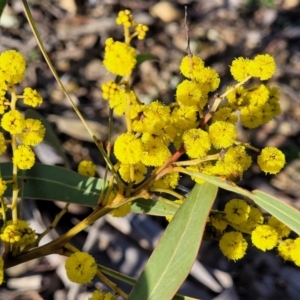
[0,132,7,155]
[219,231,248,260]
[182,128,211,159]
[78,160,97,177]
[114,133,143,165]
[249,54,276,80]
[208,121,237,149]
[224,199,250,225]
[277,239,294,261]
[251,225,278,251]
[17,118,46,146]
[23,87,43,107]
[257,147,285,174]
[13,145,35,170]
[65,252,97,284]
[0,50,26,84]
[1,110,26,134]
[179,55,205,79]
[230,57,251,82]
[290,237,300,266]
[89,290,114,300]
[103,38,136,76]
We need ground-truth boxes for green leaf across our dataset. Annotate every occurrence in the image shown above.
[128,182,218,300]
[250,190,300,235]
[25,109,71,168]
[2,162,103,205]
[185,170,300,235]
[99,264,200,300]
[137,53,158,65]
[1,163,179,216]
[131,198,179,216]
[0,0,7,20]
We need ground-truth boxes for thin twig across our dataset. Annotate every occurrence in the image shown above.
[184,6,192,58]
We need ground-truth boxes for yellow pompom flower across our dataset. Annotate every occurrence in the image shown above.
[230,57,251,82]
[23,87,43,107]
[114,133,143,165]
[103,38,136,76]
[152,172,179,189]
[1,110,25,134]
[213,107,238,124]
[101,81,119,100]
[176,80,205,108]
[13,145,35,170]
[171,105,198,131]
[0,79,8,96]
[249,54,276,80]
[182,128,211,159]
[208,121,237,149]
[17,118,46,146]
[17,220,36,247]
[119,162,147,184]
[226,86,248,109]
[257,147,285,174]
[195,67,220,92]
[0,132,7,155]
[0,178,7,197]
[0,50,26,84]
[290,237,300,266]
[179,55,205,79]
[224,199,250,225]
[0,224,21,243]
[210,214,228,231]
[4,220,37,247]
[141,136,171,167]
[224,146,252,171]
[0,95,9,114]
[109,89,141,118]
[133,101,171,136]
[65,252,97,284]
[268,216,290,238]
[116,9,135,28]
[235,206,263,232]
[211,160,244,182]
[240,105,263,128]
[135,24,149,40]
[277,239,294,261]
[247,84,270,106]
[89,290,114,300]
[219,231,248,260]
[251,224,278,251]
[78,160,97,177]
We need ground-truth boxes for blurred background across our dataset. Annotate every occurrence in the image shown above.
[1,0,300,299]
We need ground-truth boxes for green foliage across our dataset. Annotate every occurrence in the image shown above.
[129,183,217,300]
[0,0,6,20]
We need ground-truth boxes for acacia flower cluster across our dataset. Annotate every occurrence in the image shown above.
[97,9,293,266]
[0,50,46,170]
[211,198,299,264]
[0,50,45,281]
[101,11,285,195]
